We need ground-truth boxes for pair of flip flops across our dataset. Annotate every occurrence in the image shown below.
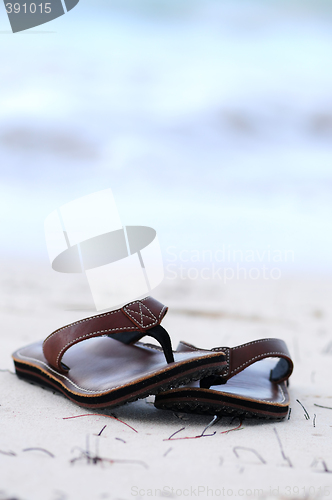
[12,297,293,419]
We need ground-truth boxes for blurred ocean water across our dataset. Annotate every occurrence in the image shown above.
[0,0,331,273]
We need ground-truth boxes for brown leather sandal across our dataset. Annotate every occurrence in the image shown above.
[12,298,227,409]
[154,339,293,419]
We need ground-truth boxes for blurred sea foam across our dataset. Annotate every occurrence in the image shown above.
[0,0,332,275]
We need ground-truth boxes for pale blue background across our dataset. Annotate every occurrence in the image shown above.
[0,0,332,273]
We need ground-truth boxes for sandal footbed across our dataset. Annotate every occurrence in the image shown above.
[154,359,290,419]
[13,337,226,409]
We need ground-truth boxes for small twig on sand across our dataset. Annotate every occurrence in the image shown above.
[63,413,137,433]
[23,447,55,458]
[220,419,243,435]
[274,428,293,468]
[233,446,266,464]
[296,399,310,420]
[314,403,332,410]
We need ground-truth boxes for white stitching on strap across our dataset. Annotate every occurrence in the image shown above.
[232,338,281,351]
[230,351,287,375]
[230,339,288,375]
[43,297,154,345]
[43,297,165,365]
[43,308,124,345]
[139,302,143,326]
[124,308,156,323]
[158,305,167,319]
[224,348,230,375]
[212,339,289,378]
[123,302,157,328]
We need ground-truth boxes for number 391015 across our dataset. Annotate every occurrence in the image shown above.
[6,3,52,13]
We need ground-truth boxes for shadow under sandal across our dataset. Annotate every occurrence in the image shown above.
[154,338,293,419]
[12,297,227,409]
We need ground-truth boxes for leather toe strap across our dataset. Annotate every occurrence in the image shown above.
[177,338,293,388]
[43,297,170,373]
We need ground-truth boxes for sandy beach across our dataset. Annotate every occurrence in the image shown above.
[1,260,332,500]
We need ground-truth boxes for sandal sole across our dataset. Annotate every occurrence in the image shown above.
[154,386,289,420]
[13,353,226,409]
